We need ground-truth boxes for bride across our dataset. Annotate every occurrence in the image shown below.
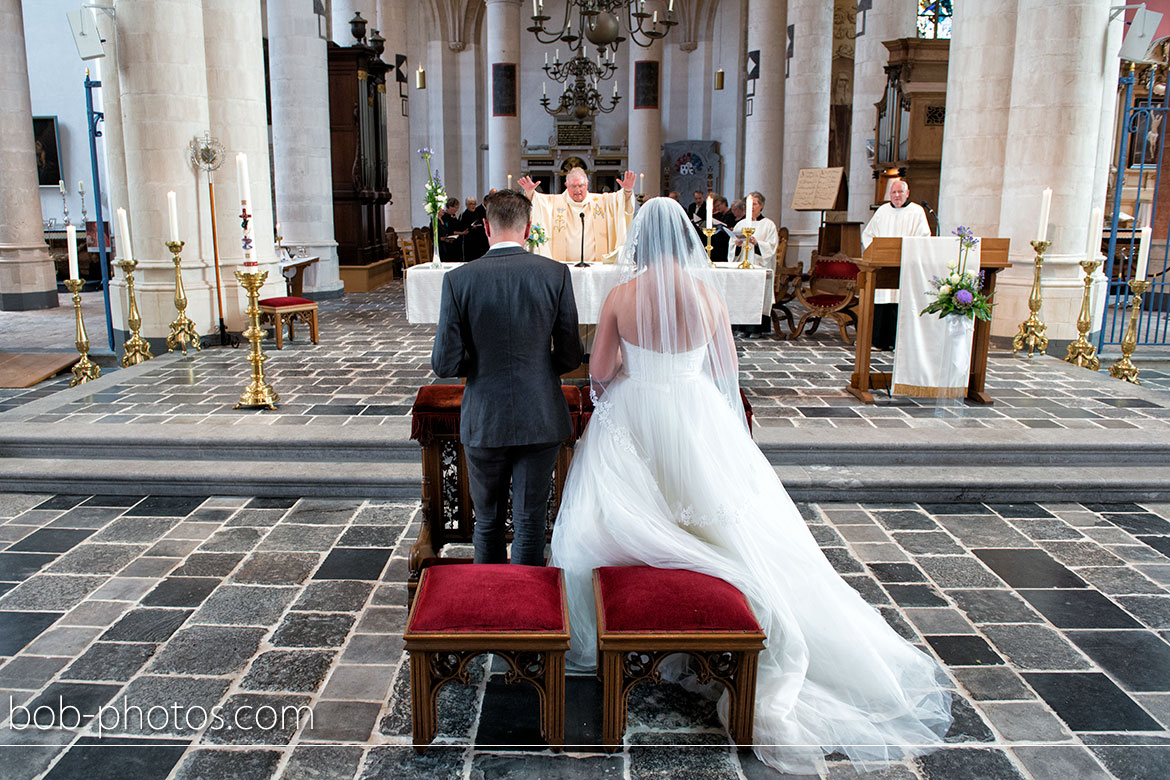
[549,197,952,774]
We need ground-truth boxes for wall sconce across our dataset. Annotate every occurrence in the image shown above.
[416,64,427,90]
[713,68,724,90]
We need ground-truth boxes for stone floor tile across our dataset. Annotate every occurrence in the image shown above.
[41,737,188,780]
[192,584,298,626]
[1023,672,1161,732]
[106,675,232,736]
[357,746,465,780]
[980,701,1073,742]
[628,732,740,779]
[1010,745,1112,780]
[272,612,355,648]
[172,748,283,780]
[280,745,365,780]
[903,608,977,635]
[302,699,381,742]
[0,656,69,690]
[982,624,1092,671]
[232,552,320,585]
[916,747,1026,780]
[241,650,336,693]
[149,626,267,675]
[953,666,1036,702]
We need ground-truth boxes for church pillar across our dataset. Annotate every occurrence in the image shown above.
[268,0,343,298]
[992,0,1117,345]
[378,0,414,233]
[202,0,284,317]
[781,0,833,269]
[0,0,57,311]
[937,0,1018,238]
[111,0,215,345]
[742,0,785,222]
[846,0,916,223]
[628,37,664,197]
[485,0,522,191]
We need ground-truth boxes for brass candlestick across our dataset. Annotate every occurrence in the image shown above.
[737,226,756,269]
[64,279,100,387]
[1109,279,1150,384]
[117,258,153,367]
[165,241,201,356]
[1012,240,1050,356]
[234,269,279,409]
[703,227,716,263]
[1064,259,1101,370]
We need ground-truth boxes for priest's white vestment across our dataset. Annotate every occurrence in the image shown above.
[529,190,634,263]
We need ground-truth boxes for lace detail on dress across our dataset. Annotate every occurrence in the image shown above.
[672,502,745,527]
[591,392,649,465]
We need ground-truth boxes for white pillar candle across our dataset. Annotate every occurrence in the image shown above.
[117,207,133,262]
[706,195,713,230]
[668,0,674,11]
[639,172,644,195]
[236,153,256,266]
[66,224,79,280]
[236,152,252,206]
[77,180,84,195]
[746,194,754,223]
[167,191,180,243]
[507,173,512,189]
[1037,187,1052,243]
[1136,226,1152,281]
[532,0,537,16]
[58,180,65,194]
[1085,207,1101,261]
[652,10,658,24]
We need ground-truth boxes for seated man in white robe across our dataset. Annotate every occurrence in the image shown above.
[519,168,636,264]
[861,180,931,350]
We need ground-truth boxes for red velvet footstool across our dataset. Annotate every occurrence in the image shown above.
[404,564,571,751]
[593,566,766,750]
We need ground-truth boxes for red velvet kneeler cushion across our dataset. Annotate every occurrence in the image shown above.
[597,566,761,634]
[258,296,314,307]
[407,564,566,633]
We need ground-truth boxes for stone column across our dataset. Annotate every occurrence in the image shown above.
[202,0,284,322]
[937,0,1018,238]
[847,0,917,222]
[628,37,664,196]
[378,0,413,233]
[112,0,214,345]
[781,0,833,269]
[742,0,785,219]
[268,0,343,298]
[485,0,522,191]
[0,0,57,311]
[993,0,1116,344]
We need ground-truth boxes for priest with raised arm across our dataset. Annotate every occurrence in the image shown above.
[518,168,636,264]
[861,180,931,350]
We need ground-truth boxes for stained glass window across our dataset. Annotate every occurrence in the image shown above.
[917,0,953,39]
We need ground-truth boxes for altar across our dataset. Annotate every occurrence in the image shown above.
[405,262,773,325]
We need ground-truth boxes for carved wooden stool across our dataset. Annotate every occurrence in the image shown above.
[404,564,570,751]
[593,565,766,750]
[258,296,319,349]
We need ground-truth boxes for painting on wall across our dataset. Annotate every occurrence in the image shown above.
[33,116,62,187]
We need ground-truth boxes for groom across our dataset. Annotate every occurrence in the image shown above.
[431,189,583,565]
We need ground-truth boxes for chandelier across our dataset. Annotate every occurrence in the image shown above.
[530,0,677,121]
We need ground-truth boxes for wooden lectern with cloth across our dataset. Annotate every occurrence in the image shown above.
[847,237,1010,404]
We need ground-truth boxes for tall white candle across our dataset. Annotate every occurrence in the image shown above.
[532,0,537,16]
[58,180,65,194]
[66,225,79,280]
[77,180,84,195]
[639,172,644,195]
[706,195,713,230]
[745,194,754,223]
[236,153,252,207]
[507,174,512,189]
[1037,187,1052,243]
[1085,207,1101,261]
[167,191,180,243]
[1136,226,1152,281]
[668,0,674,11]
[117,207,133,262]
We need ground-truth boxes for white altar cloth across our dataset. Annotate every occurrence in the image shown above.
[405,261,771,325]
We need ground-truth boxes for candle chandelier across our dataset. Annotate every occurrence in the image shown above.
[530,0,677,121]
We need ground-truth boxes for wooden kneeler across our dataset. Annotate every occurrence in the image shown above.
[593,566,766,750]
[403,564,570,751]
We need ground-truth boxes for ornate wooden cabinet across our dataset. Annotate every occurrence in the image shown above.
[328,42,392,266]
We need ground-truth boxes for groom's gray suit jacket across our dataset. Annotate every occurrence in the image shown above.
[431,246,583,448]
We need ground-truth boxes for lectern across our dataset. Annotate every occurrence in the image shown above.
[847,237,1011,404]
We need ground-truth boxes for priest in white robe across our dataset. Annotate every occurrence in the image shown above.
[731,192,780,337]
[519,168,635,263]
[861,180,932,350]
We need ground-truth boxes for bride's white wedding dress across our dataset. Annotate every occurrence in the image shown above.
[550,337,953,774]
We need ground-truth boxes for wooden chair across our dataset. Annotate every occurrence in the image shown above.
[769,228,804,337]
[412,227,433,265]
[789,252,859,344]
[400,236,417,268]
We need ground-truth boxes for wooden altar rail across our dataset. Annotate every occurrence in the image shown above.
[848,237,1011,404]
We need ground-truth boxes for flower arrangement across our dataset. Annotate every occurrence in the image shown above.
[920,226,993,321]
[526,223,547,253]
[419,147,445,264]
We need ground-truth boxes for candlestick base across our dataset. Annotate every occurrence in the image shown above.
[64,279,100,387]
[117,258,154,367]
[1011,241,1050,357]
[703,227,716,265]
[1064,259,1101,371]
[165,241,202,356]
[234,269,280,409]
[1108,280,1150,385]
[737,227,756,269]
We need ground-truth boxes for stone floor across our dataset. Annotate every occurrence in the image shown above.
[0,493,1168,780]
[2,281,1169,430]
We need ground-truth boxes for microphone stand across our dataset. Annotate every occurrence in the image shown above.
[920,201,940,236]
[575,210,589,267]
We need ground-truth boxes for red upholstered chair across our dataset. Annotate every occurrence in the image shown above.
[789,252,859,344]
[257,296,319,349]
[405,564,570,751]
[594,566,766,750]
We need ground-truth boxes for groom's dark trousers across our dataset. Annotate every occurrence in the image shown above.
[431,245,583,566]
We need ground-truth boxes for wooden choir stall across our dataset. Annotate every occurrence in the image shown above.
[847,237,1011,405]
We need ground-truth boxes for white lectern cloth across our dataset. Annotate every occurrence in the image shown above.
[892,237,981,398]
